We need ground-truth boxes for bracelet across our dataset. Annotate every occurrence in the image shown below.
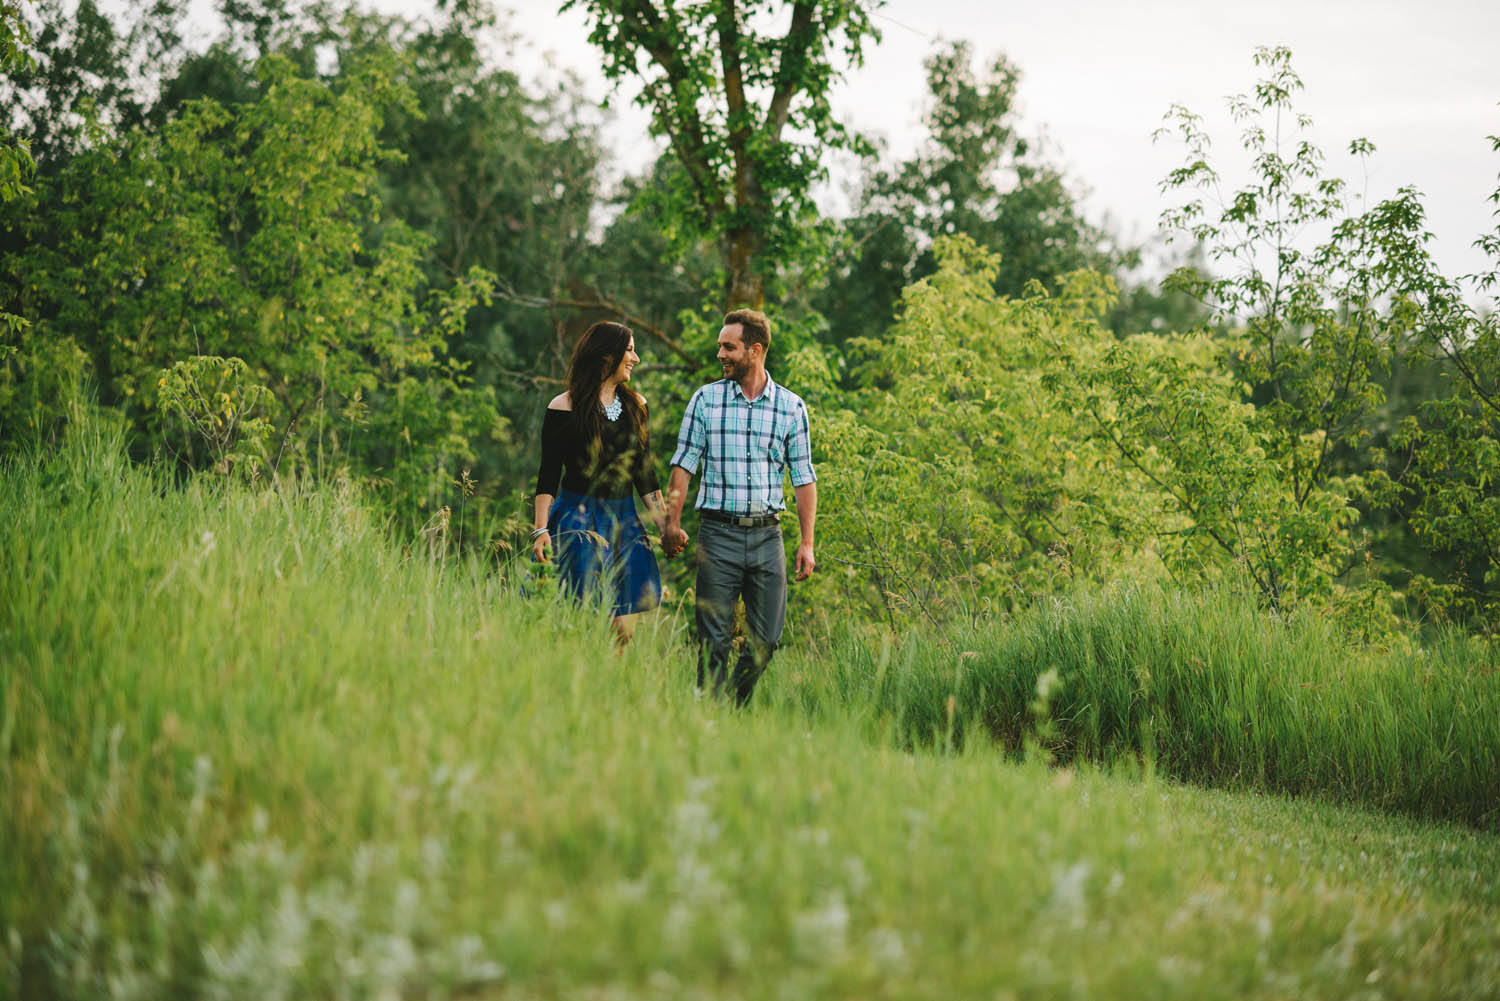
[530,527,549,540]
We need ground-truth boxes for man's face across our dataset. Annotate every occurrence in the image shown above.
[717,324,756,382]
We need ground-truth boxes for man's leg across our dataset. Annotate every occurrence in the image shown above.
[694,521,743,696]
[731,524,787,707]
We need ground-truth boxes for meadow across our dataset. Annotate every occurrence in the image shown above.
[4,431,1500,999]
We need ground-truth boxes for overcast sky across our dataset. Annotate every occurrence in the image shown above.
[499,0,1499,285]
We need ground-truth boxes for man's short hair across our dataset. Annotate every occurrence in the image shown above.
[724,308,771,351]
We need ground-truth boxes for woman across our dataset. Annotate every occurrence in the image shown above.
[532,321,667,644]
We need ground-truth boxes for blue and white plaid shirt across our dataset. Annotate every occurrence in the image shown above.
[669,376,816,515]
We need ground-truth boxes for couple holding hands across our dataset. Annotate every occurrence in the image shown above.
[531,309,817,706]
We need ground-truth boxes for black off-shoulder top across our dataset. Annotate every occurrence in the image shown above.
[534,406,661,500]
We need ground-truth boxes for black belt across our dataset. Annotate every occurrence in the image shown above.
[699,509,780,528]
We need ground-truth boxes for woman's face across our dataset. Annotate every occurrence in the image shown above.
[610,337,639,384]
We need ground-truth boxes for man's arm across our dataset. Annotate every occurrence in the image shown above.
[792,481,817,581]
[663,465,693,558]
[785,397,817,581]
[663,389,706,560]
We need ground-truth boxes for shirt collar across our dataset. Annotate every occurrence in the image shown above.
[728,373,776,405]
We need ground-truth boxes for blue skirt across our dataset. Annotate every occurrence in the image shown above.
[549,489,662,616]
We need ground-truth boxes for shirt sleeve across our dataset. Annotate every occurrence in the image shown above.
[535,408,568,497]
[669,388,708,474]
[786,397,816,487]
[633,405,663,499]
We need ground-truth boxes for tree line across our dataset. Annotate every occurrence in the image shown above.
[2,1,1497,634]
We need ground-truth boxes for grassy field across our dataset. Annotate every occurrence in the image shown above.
[4,433,1500,999]
[783,587,1500,830]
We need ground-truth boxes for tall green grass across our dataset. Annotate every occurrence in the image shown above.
[4,430,1499,999]
[778,587,1500,830]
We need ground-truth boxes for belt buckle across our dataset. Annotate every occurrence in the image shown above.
[735,515,754,527]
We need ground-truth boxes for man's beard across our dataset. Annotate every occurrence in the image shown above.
[722,358,750,382]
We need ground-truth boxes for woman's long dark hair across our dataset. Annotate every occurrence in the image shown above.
[566,321,648,449]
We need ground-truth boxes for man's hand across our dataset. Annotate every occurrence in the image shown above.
[663,466,694,561]
[662,524,690,559]
[794,541,816,581]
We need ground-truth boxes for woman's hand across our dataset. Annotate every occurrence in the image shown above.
[531,530,551,563]
[662,524,689,559]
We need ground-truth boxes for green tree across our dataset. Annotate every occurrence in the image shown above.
[1126,46,1439,608]
[815,236,1169,623]
[0,0,189,169]
[1388,131,1500,628]
[1053,318,1364,610]
[815,41,1151,347]
[2,0,642,538]
[364,5,603,378]
[817,48,1498,625]
[2,50,497,522]
[568,0,879,309]
[0,1,34,357]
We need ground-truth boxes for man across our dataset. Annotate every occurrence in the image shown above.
[663,308,817,706]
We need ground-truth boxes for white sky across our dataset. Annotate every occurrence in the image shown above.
[499,0,1500,286]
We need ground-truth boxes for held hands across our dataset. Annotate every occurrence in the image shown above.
[661,523,689,559]
[794,542,817,581]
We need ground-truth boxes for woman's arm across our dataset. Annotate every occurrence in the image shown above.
[532,492,554,562]
[534,399,571,562]
[632,399,666,535]
[641,489,668,536]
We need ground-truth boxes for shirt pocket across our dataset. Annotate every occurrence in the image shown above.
[764,424,788,471]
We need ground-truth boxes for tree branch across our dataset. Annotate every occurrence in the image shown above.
[494,279,699,366]
[272,390,318,478]
[620,0,726,222]
[765,0,817,140]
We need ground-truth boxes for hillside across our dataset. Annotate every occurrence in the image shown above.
[3,437,1499,999]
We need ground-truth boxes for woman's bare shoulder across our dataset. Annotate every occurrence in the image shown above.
[547,392,572,411]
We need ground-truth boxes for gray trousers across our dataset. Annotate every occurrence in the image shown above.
[694,520,787,706]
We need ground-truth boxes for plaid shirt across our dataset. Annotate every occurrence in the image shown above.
[669,376,816,515]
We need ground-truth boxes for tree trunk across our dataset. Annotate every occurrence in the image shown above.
[724,227,763,309]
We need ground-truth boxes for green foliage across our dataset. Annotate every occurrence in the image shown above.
[816,42,1128,344]
[1158,48,1396,503]
[359,4,603,358]
[156,355,275,476]
[806,46,1500,633]
[1400,384,1500,625]
[816,236,1166,621]
[0,2,33,199]
[1385,132,1500,628]
[5,0,1498,643]
[0,1,35,343]
[0,0,620,543]
[1,47,499,524]
[1149,46,1500,627]
[1056,325,1364,607]
[568,0,879,307]
[0,0,188,167]
[814,224,1383,621]
[1099,47,1435,613]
